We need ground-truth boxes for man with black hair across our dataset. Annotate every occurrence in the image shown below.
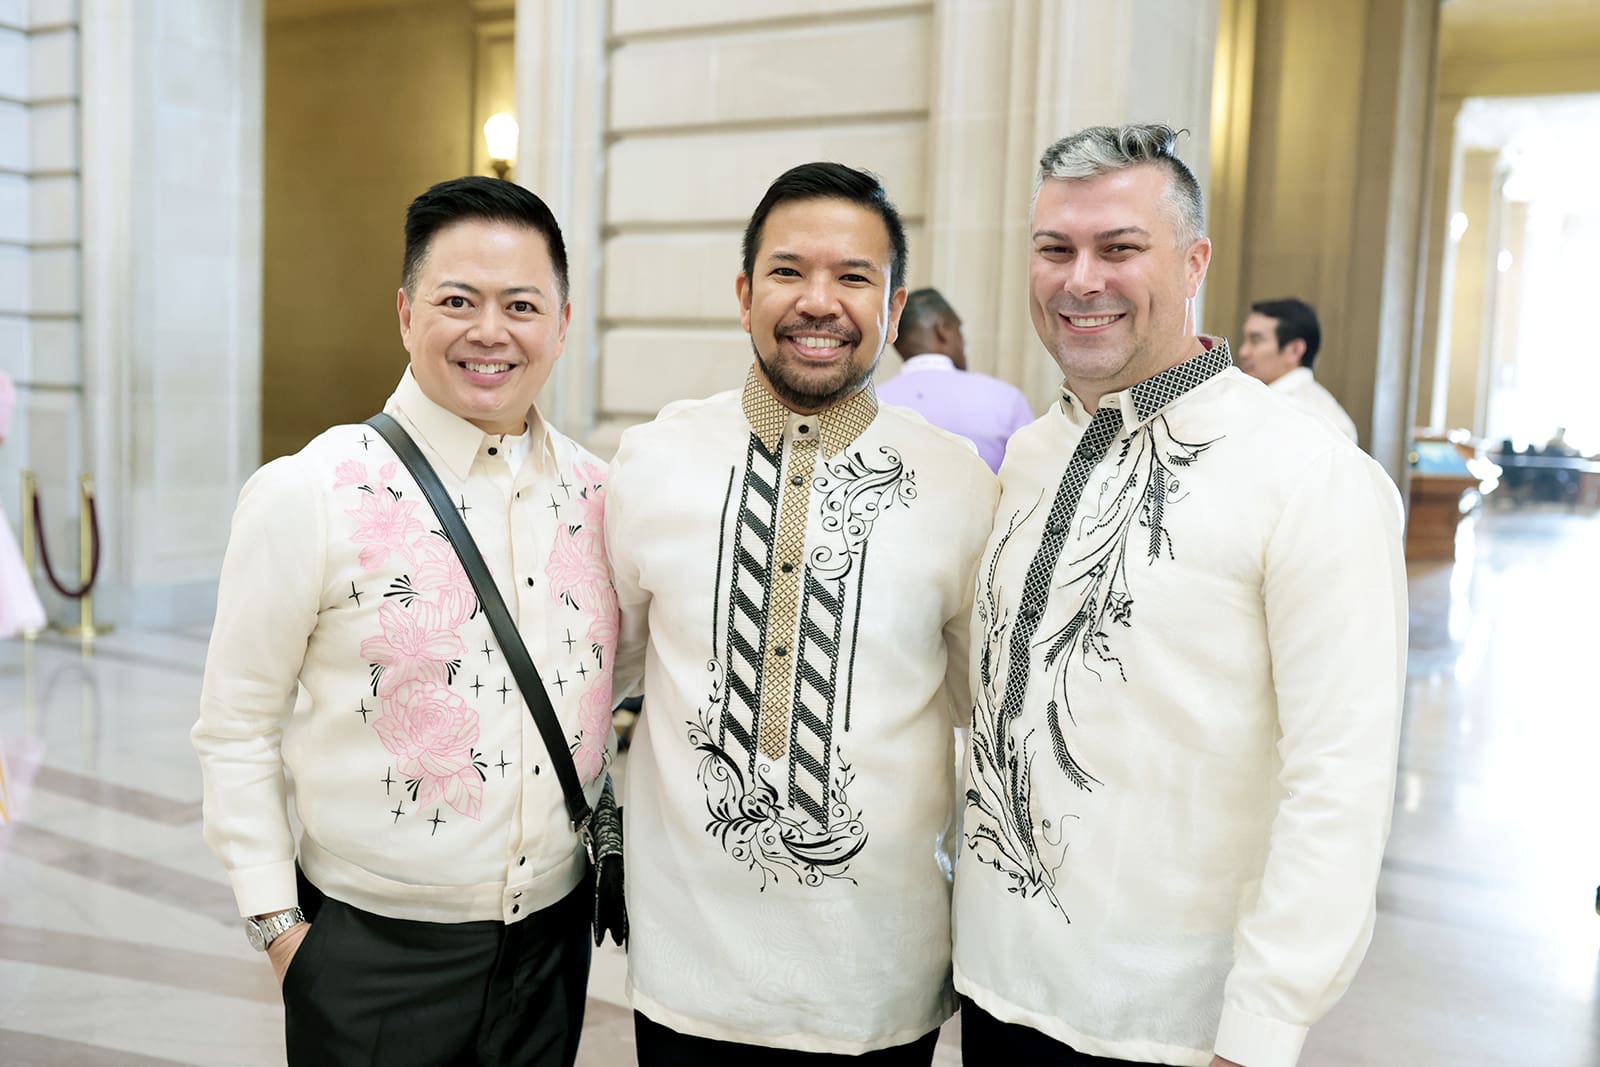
[1237,298,1359,442]
[194,176,614,1065]
[606,162,996,1064]
[878,287,1036,472]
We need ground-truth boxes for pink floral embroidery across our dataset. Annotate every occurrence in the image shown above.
[572,683,612,784]
[333,460,368,490]
[373,681,484,819]
[360,601,463,696]
[410,535,476,628]
[572,459,607,534]
[346,463,424,571]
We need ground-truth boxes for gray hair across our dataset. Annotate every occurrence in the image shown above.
[1034,124,1206,247]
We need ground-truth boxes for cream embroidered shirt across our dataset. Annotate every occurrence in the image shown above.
[193,369,616,924]
[1270,366,1359,443]
[607,371,998,1054]
[953,342,1407,1067]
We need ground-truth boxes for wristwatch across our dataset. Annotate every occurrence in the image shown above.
[245,907,306,951]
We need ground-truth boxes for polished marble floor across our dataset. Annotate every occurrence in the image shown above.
[0,506,1596,1065]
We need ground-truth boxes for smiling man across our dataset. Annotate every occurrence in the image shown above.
[193,177,614,1065]
[605,162,996,1065]
[951,126,1408,1067]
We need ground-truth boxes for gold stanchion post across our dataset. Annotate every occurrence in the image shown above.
[60,472,111,646]
[19,469,41,642]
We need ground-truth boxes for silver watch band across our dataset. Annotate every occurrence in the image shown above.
[246,907,306,951]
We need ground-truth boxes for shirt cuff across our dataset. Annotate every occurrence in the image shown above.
[1215,1004,1307,1067]
[228,859,300,919]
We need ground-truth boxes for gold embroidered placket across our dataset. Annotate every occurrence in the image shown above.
[738,369,880,765]
[758,430,817,759]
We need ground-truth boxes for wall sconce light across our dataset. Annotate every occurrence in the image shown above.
[1449,211,1469,242]
[483,112,518,180]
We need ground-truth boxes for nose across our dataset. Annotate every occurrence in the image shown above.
[1062,253,1106,299]
[795,274,841,319]
[467,305,510,346]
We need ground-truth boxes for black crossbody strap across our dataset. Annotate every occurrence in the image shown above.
[365,413,592,831]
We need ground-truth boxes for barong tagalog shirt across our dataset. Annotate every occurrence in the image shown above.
[1269,366,1359,443]
[952,341,1407,1067]
[193,369,616,925]
[606,370,998,1054]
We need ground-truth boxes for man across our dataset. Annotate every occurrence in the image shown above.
[1236,298,1359,442]
[952,125,1407,1067]
[877,287,1036,471]
[606,162,996,1064]
[192,177,615,1065]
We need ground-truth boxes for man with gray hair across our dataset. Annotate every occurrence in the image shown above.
[952,124,1407,1066]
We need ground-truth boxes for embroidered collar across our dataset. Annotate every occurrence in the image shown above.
[386,367,553,482]
[740,365,879,455]
[1060,338,1233,431]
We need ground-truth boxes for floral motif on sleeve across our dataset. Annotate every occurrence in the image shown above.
[372,680,486,819]
[343,461,425,571]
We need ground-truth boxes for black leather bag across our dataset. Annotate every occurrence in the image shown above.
[365,413,627,947]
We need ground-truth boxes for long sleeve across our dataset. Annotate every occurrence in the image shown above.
[191,455,326,918]
[605,433,650,703]
[1215,448,1408,1067]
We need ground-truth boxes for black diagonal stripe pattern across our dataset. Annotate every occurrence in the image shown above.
[720,433,782,770]
[992,406,1123,785]
[787,570,847,827]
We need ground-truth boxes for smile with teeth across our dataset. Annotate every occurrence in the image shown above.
[788,336,847,350]
[1064,314,1124,327]
[459,361,514,374]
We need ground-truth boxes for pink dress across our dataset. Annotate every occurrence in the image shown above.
[0,372,47,638]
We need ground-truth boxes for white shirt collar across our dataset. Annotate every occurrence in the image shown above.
[898,353,957,374]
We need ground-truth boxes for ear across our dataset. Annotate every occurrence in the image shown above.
[553,299,573,359]
[1284,338,1307,367]
[884,286,908,347]
[736,273,754,334]
[397,288,414,352]
[1184,237,1212,298]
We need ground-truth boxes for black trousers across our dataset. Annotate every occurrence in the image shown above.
[284,867,592,1066]
[959,997,1167,1066]
[634,1011,941,1066]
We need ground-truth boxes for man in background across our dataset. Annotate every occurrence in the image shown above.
[877,287,1035,472]
[1236,297,1359,442]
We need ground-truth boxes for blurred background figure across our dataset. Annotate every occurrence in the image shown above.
[0,370,46,640]
[1237,297,1360,443]
[877,288,1035,472]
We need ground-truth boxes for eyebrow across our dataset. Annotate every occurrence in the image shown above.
[436,280,547,298]
[1032,227,1153,243]
[768,251,882,274]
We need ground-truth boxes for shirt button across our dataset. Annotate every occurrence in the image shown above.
[798,424,810,434]
[519,856,526,866]
[488,447,498,456]
[512,905,520,915]
[780,562,794,573]
[526,577,535,587]
[774,645,788,657]
[1047,522,1065,536]
[790,475,804,487]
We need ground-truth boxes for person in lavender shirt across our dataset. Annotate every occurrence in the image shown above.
[876,288,1036,472]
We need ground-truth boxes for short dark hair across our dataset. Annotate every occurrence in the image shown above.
[741,162,908,292]
[1250,297,1322,368]
[402,177,569,304]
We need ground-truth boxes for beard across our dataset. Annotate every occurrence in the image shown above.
[751,331,878,412]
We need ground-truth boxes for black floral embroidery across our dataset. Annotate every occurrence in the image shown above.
[688,660,867,890]
[965,414,1221,915]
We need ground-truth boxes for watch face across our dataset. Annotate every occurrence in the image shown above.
[245,919,268,951]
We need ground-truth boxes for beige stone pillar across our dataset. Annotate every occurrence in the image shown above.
[82,0,264,625]
[1441,149,1498,434]
[1211,0,1439,478]
[1413,97,1463,432]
